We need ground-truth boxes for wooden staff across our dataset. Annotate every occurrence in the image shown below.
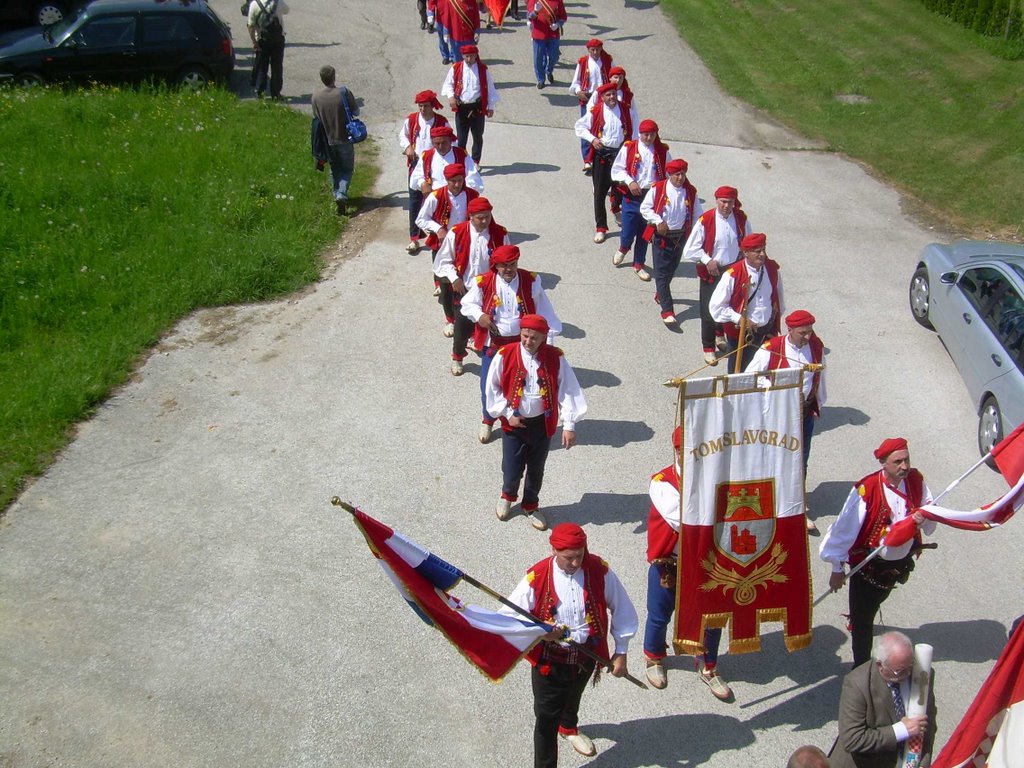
[733,277,751,374]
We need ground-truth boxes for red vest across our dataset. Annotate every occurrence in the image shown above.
[453,60,490,113]
[575,51,612,97]
[588,101,632,149]
[849,470,926,565]
[420,145,469,190]
[759,334,825,415]
[647,464,680,562]
[450,218,507,277]
[524,554,611,665]
[405,113,451,172]
[618,139,668,199]
[641,179,698,242]
[471,269,538,351]
[497,341,562,438]
[696,207,748,282]
[424,186,479,250]
[722,258,782,338]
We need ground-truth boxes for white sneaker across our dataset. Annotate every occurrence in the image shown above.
[593,231,606,244]
[697,658,733,701]
[442,322,455,338]
[450,359,464,376]
[703,351,719,365]
[561,732,597,757]
[528,508,548,531]
[612,249,626,266]
[478,422,493,443]
[495,498,513,521]
[405,241,421,254]
[634,266,651,281]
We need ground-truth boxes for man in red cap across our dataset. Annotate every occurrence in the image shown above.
[441,44,499,165]
[683,186,752,364]
[610,118,670,280]
[503,522,638,766]
[585,66,636,224]
[643,426,732,700]
[574,84,638,243]
[640,159,702,324]
[400,91,452,254]
[409,125,484,198]
[484,315,585,530]
[569,39,613,171]
[417,163,479,305]
[527,0,566,89]
[462,246,561,443]
[445,0,481,62]
[709,232,783,369]
[820,439,935,666]
[746,309,828,531]
[433,197,509,375]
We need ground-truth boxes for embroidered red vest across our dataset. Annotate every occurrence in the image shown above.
[647,464,680,562]
[524,553,611,665]
[588,101,632,149]
[759,334,824,414]
[849,469,926,565]
[723,258,782,338]
[641,179,698,242]
[453,60,489,112]
[450,218,507,277]
[420,145,468,189]
[618,140,668,201]
[576,51,613,97]
[497,341,562,437]
[696,207,748,282]
[424,186,479,250]
[405,113,451,172]
[471,269,537,351]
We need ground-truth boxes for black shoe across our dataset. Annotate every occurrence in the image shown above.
[537,82,545,89]
[335,199,347,216]
[427,22,435,33]
[513,11,521,20]
[441,57,451,65]
[547,73,555,85]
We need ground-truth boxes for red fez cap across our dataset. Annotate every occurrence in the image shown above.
[672,426,681,449]
[586,38,603,48]
[414,90,442,109]
[490,244,520,264]
[609,66,626,76]
[666,159,689,174]
[874,437,908,461]
[520,313,549,334]
[597,82,618,96]
[740,233,767,250]
[443,163,465,179]
[430,126,455,139]
[638,119,658,133]
[467,197,492,214]
[549,522,587,550]
[714,186,738,200]
[461,44,479,55]
[785,309,816,328]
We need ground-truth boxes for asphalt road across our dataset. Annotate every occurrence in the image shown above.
[1,1,1019,767]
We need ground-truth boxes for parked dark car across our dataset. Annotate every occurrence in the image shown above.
[0,0,234,86]
[0,0,82,28]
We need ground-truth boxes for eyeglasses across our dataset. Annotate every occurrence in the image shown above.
[879,661,912,680]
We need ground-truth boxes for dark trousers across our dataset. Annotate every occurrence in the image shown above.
[591,149,617,230]
[618,195,649,266]
[724,326,772,371]
[698,276,723,351]
[802,408,815,472]
[652,232,686,314]
[643,563,722,664]
[439,280,474,359]
[532,658,596,768]
[408,186,424,239]
[254,40,284,98]
[455,102,486,163]
[416,0,426,24]
[501,416,550,510]
[849,572,895,668]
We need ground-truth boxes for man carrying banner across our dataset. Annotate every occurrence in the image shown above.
[504,522,638,766]
[820,439,935,667]
[485,314,585,530]
[831,631,936,768]
[644,426,732,699]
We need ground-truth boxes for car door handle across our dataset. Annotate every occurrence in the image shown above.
[992,354,1003,367]
[963,313,972,324]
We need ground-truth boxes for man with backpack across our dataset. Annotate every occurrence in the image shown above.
[311,65,361,216]
[247,0,289,100]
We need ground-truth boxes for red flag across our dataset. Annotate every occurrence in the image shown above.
[992,422,1024,486]
[483,0,509,26]
[932,623,1024,767]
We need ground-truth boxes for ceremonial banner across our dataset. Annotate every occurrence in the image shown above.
[483,0,509,26]
[674,368,811,654]
[352,508,548,682]
[932,623,1024,768]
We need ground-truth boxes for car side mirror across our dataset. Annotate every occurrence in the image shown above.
[940,271,957,285]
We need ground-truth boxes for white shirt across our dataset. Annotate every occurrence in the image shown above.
[709,263,784,329]
[746,336,828,404]
[611,141,671,190]
[584,87,638,116]
[650,473,681,532]
[247,0,288,36]
[432,224,508,283]
[683,211,750,267]
[441,62,500,109]
[460,272,562,342]
[569,56,605,97]
[415,188,470,235]
[398,114,445,157]
[409,149,484,192]
[504,559,638,653]
[819,472,936,572]
[484,345,586,430]
[574,103,638,150]
[639,182,703,232]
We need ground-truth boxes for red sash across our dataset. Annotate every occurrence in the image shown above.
[472,269,538,352]
[424,186,479,250]
[696,207,748,282]
[453,59,489,113]
[496,341,562,438]
[849,470,926,564]
[722,258,781,338]
[451,218,507,277]
[641,179,697,242]
[647,464,680,562]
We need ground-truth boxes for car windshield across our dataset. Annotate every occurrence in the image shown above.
[44,7,85,41]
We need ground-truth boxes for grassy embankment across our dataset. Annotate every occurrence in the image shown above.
[0,86,375,511]
[661,0,1023,238]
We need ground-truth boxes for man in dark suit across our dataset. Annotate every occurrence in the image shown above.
[831,631,936,768]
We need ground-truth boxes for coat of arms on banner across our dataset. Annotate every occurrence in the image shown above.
[715,480,775,566]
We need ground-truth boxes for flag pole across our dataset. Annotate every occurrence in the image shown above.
[331,497,649,689]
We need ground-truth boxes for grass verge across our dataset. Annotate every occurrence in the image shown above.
[0,85,376,511]
[660,0,1023,238]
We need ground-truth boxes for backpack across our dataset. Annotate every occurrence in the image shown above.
[251,0,284,45]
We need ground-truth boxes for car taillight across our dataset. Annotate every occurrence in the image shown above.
[221,38,232,56]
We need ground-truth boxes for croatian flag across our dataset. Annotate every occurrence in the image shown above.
[885,424,1024,547]
[351,508,549,682]
[932,621,1024,768]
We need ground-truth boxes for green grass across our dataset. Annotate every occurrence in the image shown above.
[0,85,375,510]
[660,0,1023,238]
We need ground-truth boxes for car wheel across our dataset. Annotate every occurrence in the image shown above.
[978,395,1003,459]
[14,71,45,87]
[34,1,66,26]
[909,266,933,329]
[176,66,211,90]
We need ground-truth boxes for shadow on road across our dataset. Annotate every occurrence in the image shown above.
[541,491,648,527]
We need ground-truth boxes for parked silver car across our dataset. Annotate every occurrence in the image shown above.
[909,240,1024,457]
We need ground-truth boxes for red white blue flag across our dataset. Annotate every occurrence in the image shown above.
[351,508,548,682]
